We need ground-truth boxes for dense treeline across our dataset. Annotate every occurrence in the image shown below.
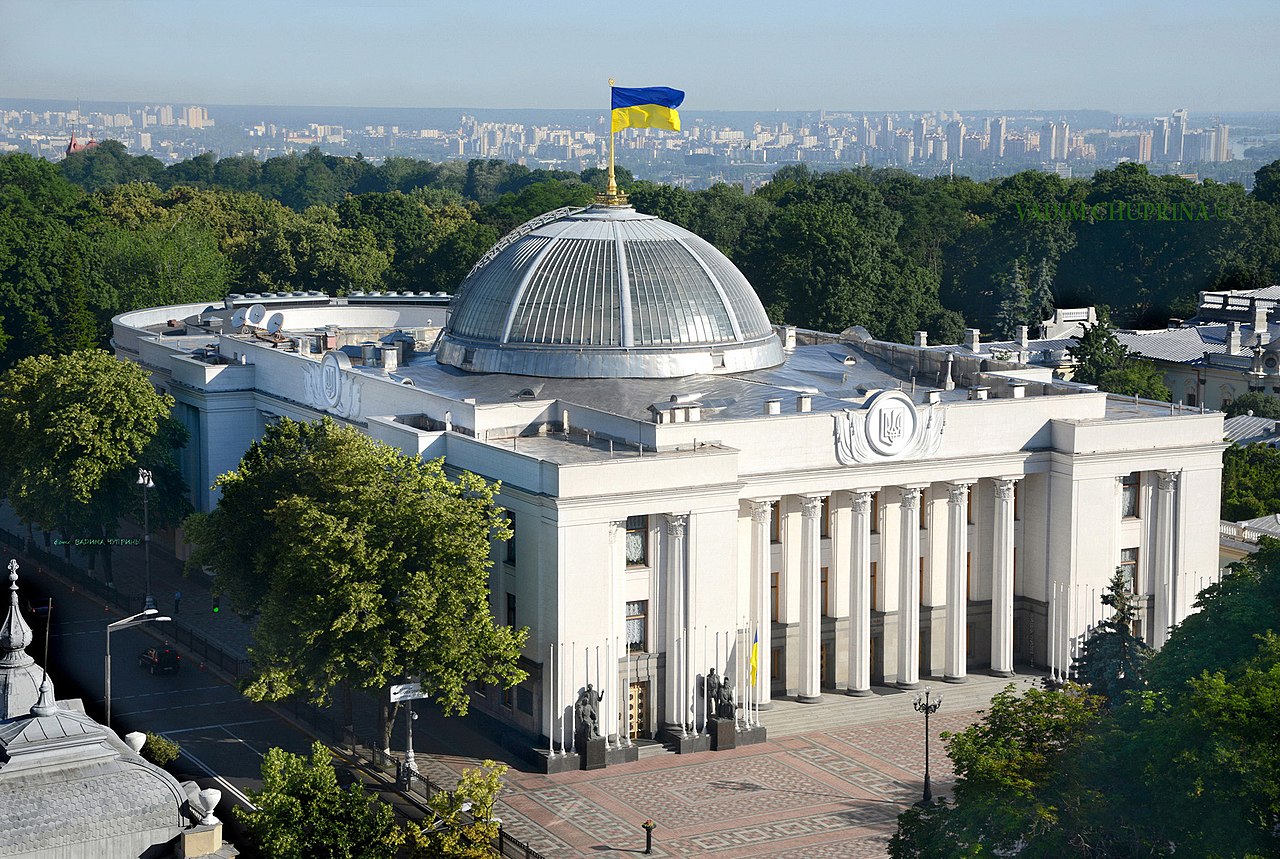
[4,141,1280,369]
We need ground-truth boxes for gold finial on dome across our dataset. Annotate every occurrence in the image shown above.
[596,77,629,207]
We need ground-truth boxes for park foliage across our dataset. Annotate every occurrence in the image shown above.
[890,540,1280,858]
[4,144,1280,381]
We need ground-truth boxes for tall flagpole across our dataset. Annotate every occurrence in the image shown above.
[607,78,617,200]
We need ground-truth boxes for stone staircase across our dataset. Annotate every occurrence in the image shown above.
[758,670,1046,738]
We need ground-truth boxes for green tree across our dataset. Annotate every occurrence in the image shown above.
[238,741,404,859]
[0,350,177,562]
[889,684,1105,858]
[1068,317,1171,399]
[139,731,180,767]
[1095,359,1172,400]
[408,760,507,858]
[993,260,1030,340]
[1252,159,1280,207]
[1223,390,1280,419]
[1071,568,1153,704]
[185,419,526,746]
[1221,443,1280,520]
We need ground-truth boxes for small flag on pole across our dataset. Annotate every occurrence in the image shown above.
[750,629,759,686]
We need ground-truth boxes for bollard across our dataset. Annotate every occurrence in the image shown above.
[642,819,656,855]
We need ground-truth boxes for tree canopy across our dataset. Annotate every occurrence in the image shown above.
[1068,319,1171,400]
[891,540,1280,857]
[184,418,526,742]
[238,741,404,859]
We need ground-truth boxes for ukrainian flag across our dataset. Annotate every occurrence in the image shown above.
[750,630,759,686]
[611,86,685,133]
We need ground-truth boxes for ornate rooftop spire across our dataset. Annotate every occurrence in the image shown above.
[0,560,34,669]
[30,675,56,717]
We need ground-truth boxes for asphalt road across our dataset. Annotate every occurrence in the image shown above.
[16,563,323,848]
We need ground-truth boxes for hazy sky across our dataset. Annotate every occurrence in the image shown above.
[2,0,1276,112]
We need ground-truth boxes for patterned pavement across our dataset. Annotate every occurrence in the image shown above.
[434,708,981,858]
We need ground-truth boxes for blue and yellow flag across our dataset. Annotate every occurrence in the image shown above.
[611,86,685,133]
[750,629,759,686]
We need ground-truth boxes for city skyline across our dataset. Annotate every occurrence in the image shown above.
[2,0,1279,112]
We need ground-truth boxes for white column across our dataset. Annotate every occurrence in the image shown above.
[847,490,875,696]
[798,493,825,703]
[944,482,972,683]
[897,486,923,688]
[1154,471,1179,648]
[748,500,775,707]
[991,478,1017,677]
[662,513,688,734]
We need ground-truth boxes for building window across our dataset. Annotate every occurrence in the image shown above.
[1120,548,1139,594]
[770,504,782,544]
[1121,473,1140,518]
[869,561,878,611]
[821,566,829,616]
[1131,619,1143,642]
[870,493,880,533]
[517,686,533,714]
[1014,482,1022,520]
[625,515,649,567]
[771,571,780,621]
[771,647,782,681]
[820,496,831,538]
[1185,392,1197,407]
[967,487,974,524]
[626,600,648,652]
[504,512,516,565]
[919,490,928,529]
[506,593,516,627]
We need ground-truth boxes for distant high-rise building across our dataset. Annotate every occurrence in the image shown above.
[1153,116,1170,159]
[1041,122,1058,160]
[1136,131,1153,163]
[1170,108,1188,161]
[913,116,928,154]
[893,132,913,163]
[882,114,894,140]
[946,120,965,160]
[183,105,208,130]
[993,116,1007,158]
[1214,124,1230,162]
[1056,122,1070,160]
[157,105,175,126]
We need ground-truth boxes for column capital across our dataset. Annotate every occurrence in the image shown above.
[899,486,923,510]
[799,494,825,518]
[850,490,875,515]
[993,478,1017,501]
[946,482,973,504]
[609,521,622,543]
[747,499,775,524]
[1157,471,1180,492]
[664,513,688,538]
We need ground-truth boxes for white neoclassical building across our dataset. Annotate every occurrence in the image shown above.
[113,202,1225,766]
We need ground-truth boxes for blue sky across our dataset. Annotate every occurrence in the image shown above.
[2,0,1276,112]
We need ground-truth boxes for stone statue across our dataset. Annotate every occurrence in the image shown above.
[575,683,603,740]
[716,675,736,719]
[705,667,722,714]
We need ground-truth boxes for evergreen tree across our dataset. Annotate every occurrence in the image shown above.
[1029,260,1056,328]
[993,260,1029,340]
[1071,569,1153,704]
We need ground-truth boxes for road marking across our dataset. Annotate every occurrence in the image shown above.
[223,725,268,758]
[165,737,258,811]
[123,697,244,716]
[164,718,274,736]
[106,684,227,702]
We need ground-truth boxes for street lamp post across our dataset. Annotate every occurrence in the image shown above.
[405,700,418,774]
[137,468,155,612]
[105,608,170,727]
[913,687,943,807]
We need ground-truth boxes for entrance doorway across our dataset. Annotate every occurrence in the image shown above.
[628,681,650,739]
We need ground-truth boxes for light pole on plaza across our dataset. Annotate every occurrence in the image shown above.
[137,468,155,612]
[105,608,169,727]
[913,687,942,807]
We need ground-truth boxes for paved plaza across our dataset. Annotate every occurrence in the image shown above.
[414,674,1042,858]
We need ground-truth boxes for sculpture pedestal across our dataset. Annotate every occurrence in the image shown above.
[709,717,737,751]
[580,736,607,771]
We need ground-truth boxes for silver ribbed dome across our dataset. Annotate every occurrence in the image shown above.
[436,205,784,378]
